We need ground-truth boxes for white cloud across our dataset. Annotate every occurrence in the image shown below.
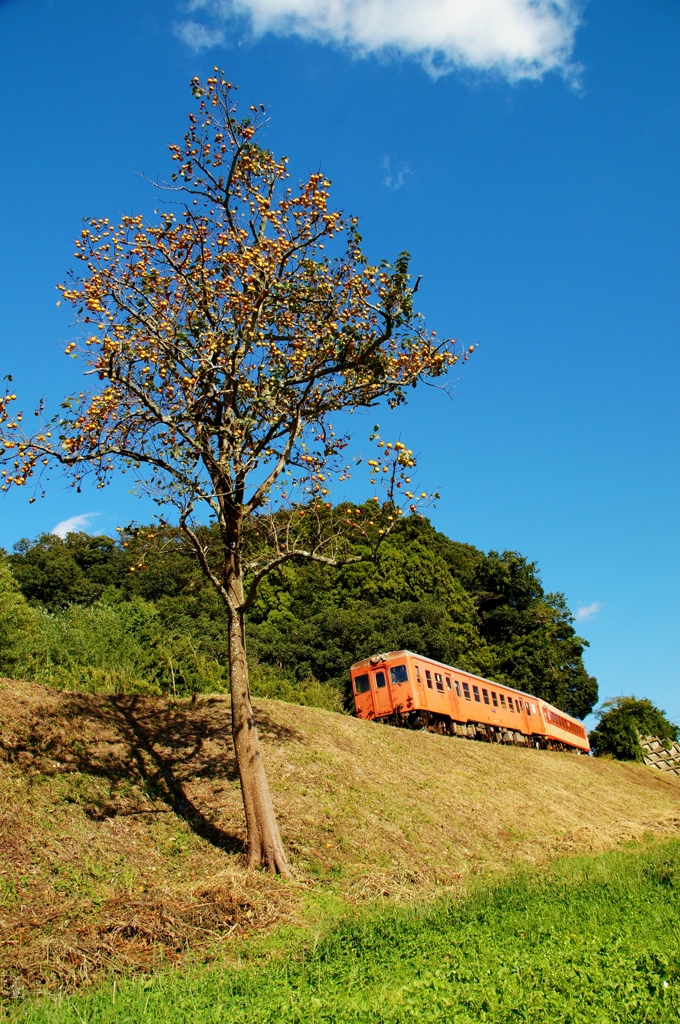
[173,18,226,50]
[183,0,583,81]
[575,602,602,622]
[51,513,101,540]
[382,156,411,190]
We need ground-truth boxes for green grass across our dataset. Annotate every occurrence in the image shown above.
[12,840,680,1023]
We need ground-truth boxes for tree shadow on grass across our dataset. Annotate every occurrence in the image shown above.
[9,691,302,857]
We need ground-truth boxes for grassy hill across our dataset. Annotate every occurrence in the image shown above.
[2,677,679,1000]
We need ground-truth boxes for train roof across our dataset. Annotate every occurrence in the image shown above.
[349,650,584,725]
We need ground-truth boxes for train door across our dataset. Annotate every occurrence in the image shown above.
[371,668,393,718]
[515,699,529,738]
[445,672,461,722]
[413,663,428,709]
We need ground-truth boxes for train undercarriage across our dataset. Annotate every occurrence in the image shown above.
[374,708,582,753]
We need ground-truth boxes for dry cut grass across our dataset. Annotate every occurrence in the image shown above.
[1,677,679,1000]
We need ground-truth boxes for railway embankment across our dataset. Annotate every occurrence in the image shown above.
[2,676,680,996]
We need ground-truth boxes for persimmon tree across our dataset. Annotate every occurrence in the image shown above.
[0,72,468,874]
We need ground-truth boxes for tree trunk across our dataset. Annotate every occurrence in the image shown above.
[227,576,292,876]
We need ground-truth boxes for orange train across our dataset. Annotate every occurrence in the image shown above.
[350,650,590,753]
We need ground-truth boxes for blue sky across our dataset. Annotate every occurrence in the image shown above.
[1,0,679,725]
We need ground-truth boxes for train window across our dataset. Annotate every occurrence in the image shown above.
[375,671,387,688]
[525,701,531,714]
[354,674,370,694]
[531,703,537,715]
[473,685,481,703]
[492,692,498,707]
[415,665,422,686]
[482,688,490,705]
[508,697,514,712]
[455,680,462,698]
[435,673,444,692]
[426,670,433,689]
[500,694,506,709]
[445,676,452,691]
[390,665,408,685]
[463,682,471,701]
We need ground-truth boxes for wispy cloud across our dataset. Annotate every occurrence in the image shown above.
[575,602,602,622]
[173,18,226,50]
[382,156,411,191]
[179,0,582,82]
[51,513,101,540]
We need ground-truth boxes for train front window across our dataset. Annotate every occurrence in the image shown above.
[390,665,408,686]
[354,674,370,694]
[482,688,490,705]
[375,671,387,689]
[435,673,444,693]
[473,685,481,703]
[463,682,471,701]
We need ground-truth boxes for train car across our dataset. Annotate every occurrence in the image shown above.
[350,650,589,753]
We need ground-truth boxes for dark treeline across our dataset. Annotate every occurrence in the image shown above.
[0,511,597,718]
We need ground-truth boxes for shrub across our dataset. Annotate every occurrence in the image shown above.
[249,661,343,712]
[589,696,679,760]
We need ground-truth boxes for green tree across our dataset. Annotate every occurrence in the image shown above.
[470,550,597,717]
[589,697,679,761]
[0,559,38,679]
[9,532,125,609]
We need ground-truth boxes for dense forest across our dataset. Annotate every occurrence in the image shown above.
[0,511,598,719]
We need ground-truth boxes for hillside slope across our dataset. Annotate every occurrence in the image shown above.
[2,677,679,997]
